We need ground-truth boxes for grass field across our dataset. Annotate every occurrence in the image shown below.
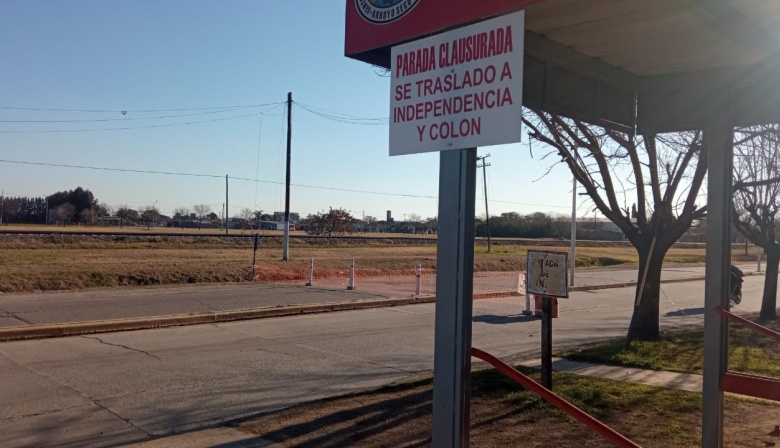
[234,363,778,447]
[561,318,780,378]
[0,229,761,293]
[235,307,777,446]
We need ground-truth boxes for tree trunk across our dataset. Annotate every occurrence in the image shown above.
[626,244,666,343]
[760,247,780,321]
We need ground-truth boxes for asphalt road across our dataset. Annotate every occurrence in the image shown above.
[0,264,740,328]
[0,273,767,448]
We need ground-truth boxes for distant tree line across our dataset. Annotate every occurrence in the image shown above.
[1,187,107,226]
[475,212,569,239]
[0,196,47,224]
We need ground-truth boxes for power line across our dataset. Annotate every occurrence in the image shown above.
[0,159,222,178]
[0,110,273,133]
[0,158,433,199]
[294,102,388,126]
[0,158,572,208]
[0,106,265,123]
[0,102,283,114]
[294,102,388,121]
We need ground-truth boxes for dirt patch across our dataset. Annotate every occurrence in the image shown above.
[233,370,780,448]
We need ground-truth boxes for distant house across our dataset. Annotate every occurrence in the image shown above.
[98,216,122,226]
[156,215,171,227]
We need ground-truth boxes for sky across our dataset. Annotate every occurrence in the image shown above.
[0,1,587,221]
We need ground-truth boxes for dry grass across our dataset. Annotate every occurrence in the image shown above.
[0,223,435,238]
[233,366,780,447]
[0,233,757,293]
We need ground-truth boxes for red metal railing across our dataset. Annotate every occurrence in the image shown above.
[471,347,641,448]
[715,306,780,342]
[715,306,780,402]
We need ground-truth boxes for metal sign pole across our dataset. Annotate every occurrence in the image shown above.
[432,148,476,448]
[702,125,734,448]
[541,296,553,389]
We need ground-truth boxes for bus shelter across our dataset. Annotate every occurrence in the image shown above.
[345,1,780,446]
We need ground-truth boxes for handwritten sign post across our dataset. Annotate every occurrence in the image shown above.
[526,251,569,390]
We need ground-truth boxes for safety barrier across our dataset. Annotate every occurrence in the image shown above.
[253,260,525,298]
[715,307,780,402]
[471,347,641,448]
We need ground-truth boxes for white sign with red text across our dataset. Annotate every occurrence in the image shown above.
[389,10,524,156]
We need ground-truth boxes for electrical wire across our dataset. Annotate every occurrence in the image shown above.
[294,102,388,121]
[0,111,269,133]
[0,159,432,199]
[0,102,283,114]
[0,159,222,178]
[0,158,573,207]
[0,106,264,123]
[294,102,388,126]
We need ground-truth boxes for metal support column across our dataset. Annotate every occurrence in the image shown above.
[432,148,477,448]
[702,125,734,448]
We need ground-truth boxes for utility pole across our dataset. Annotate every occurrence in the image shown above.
[283,92,292,260]
[225,175,229,235]
[0,190,4,226]
[476,154,491,253]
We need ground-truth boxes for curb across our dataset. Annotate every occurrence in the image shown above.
[569,270,762,292]
[0,273,754,342]
[0,296,436,342]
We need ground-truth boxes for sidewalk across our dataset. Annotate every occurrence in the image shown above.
[518,357,702,392]
[0,264,759,341]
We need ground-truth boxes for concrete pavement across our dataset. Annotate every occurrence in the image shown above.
[0,274,767,447]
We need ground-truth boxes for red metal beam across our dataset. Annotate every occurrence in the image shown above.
[722,371,780,402]
[471,347,642,448]
[715,306,780,342]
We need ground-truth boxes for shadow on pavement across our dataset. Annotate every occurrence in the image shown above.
[473,314,538,325]
[665,307,705,317]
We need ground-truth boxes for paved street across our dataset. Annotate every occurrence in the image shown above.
[0,271,767,447]
[0,264,745,329]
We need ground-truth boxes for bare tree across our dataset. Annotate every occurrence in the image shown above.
[523,111,707,342]
[407,213,422,234]
[55,203,76,226]
[173,207,190,229]
[242,208,256,230]
[363,215,378,233]
[733,125,780,320]
[79,207,96,227]
[192,204,212,230]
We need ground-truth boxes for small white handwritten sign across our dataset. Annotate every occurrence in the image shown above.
[526,251,568,298]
